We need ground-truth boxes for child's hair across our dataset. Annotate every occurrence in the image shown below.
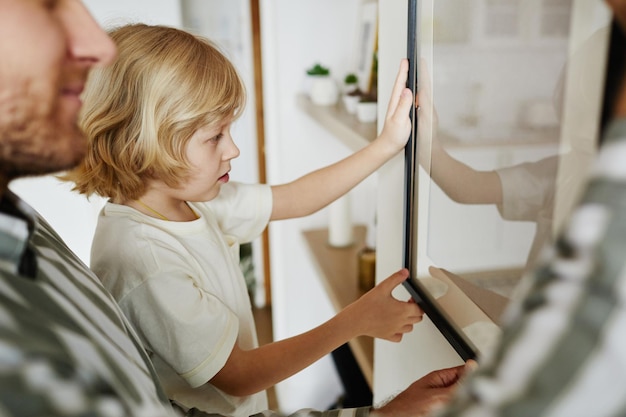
[65,23,246,202]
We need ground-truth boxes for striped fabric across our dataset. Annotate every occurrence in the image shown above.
[0,191,174,417]
[438,119,626,416]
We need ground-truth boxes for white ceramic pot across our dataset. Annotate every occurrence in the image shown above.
[342,94,360,114]
[343,83,359,95]
[356,101,377,123]
[309,76,339,106]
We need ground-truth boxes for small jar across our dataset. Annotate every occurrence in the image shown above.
[357,246,376,292]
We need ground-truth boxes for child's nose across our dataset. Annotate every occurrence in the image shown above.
[225,137,240,160]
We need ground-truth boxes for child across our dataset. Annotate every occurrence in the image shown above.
[65,24,421,417]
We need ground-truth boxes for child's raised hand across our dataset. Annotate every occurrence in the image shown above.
[377,59,414,153]
[415,59,440,168]
[344,268,424,342]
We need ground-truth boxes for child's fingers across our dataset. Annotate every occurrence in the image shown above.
[377,268,409,293]
[400,324,415,333]
[408,309,424,322]
[406,302,424,322]
[386,58,409,117]
[392,88,414,123]
[416,60,433,111]
[388,333,403,343]
[419,58,433,97]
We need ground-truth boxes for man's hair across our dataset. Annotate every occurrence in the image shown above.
[65,23,245,202]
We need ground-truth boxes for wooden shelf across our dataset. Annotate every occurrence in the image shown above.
[302,225,373,388]
[296,94,377,152]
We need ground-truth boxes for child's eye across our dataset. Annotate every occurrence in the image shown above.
[42,0,58,10]
[208,133,224,143]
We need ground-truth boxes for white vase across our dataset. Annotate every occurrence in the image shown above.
[309,76,339,106]
[328,194,353,247]
[343,83,359,95]
[356,102,377,123]
[343,94,360,114]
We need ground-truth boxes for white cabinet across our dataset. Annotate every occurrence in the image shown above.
[432,0,572,46]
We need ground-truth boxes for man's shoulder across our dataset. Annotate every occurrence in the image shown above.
[0,223,175,416]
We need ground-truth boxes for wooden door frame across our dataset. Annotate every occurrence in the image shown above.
[250,0,272,306]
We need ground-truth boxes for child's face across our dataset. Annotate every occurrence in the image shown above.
[181,121,240,202]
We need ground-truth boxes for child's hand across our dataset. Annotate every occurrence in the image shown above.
[415,59,440,169]
[377,59,414,154]
[345,268,424,342]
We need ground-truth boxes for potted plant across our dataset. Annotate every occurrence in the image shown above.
[307,63,330,77]
[305,63,338,106]
[343,87,363,115]
[356,92,377,123]
[343,73,359,94]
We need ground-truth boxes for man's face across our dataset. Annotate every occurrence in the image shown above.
[0,0,116,180]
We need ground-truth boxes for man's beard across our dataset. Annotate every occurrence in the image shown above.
[0,87,86,180]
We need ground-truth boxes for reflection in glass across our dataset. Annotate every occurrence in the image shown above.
[405,0,611,359]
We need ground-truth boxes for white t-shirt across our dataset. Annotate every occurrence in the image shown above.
[496,155,557,270]
[90,182,272,417]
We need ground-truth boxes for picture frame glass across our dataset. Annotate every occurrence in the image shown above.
[355,0,378,94]
[403,0,612,360]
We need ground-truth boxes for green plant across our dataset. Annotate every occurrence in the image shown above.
[306,63,330,76]
[344,73,358,85]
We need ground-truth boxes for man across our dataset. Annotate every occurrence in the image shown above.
[0,1,465,416]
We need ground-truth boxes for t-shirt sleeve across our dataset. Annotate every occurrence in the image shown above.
[117,258,239,389]
[205,182,272,243]
[495,155,558,222]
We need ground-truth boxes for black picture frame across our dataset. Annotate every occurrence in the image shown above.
[400,0,477,361]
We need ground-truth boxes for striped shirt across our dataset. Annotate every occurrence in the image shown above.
[0,191,174,417]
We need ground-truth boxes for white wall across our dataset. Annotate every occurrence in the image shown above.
[82,0,182,28]
[260,0,381,412]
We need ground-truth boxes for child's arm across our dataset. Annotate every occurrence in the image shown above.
[270,59,414,221]
[416,61,502,205]
[209,269,423,396]
[428,134,503,205]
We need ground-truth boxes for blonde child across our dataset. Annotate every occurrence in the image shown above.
[65,24,421,417]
